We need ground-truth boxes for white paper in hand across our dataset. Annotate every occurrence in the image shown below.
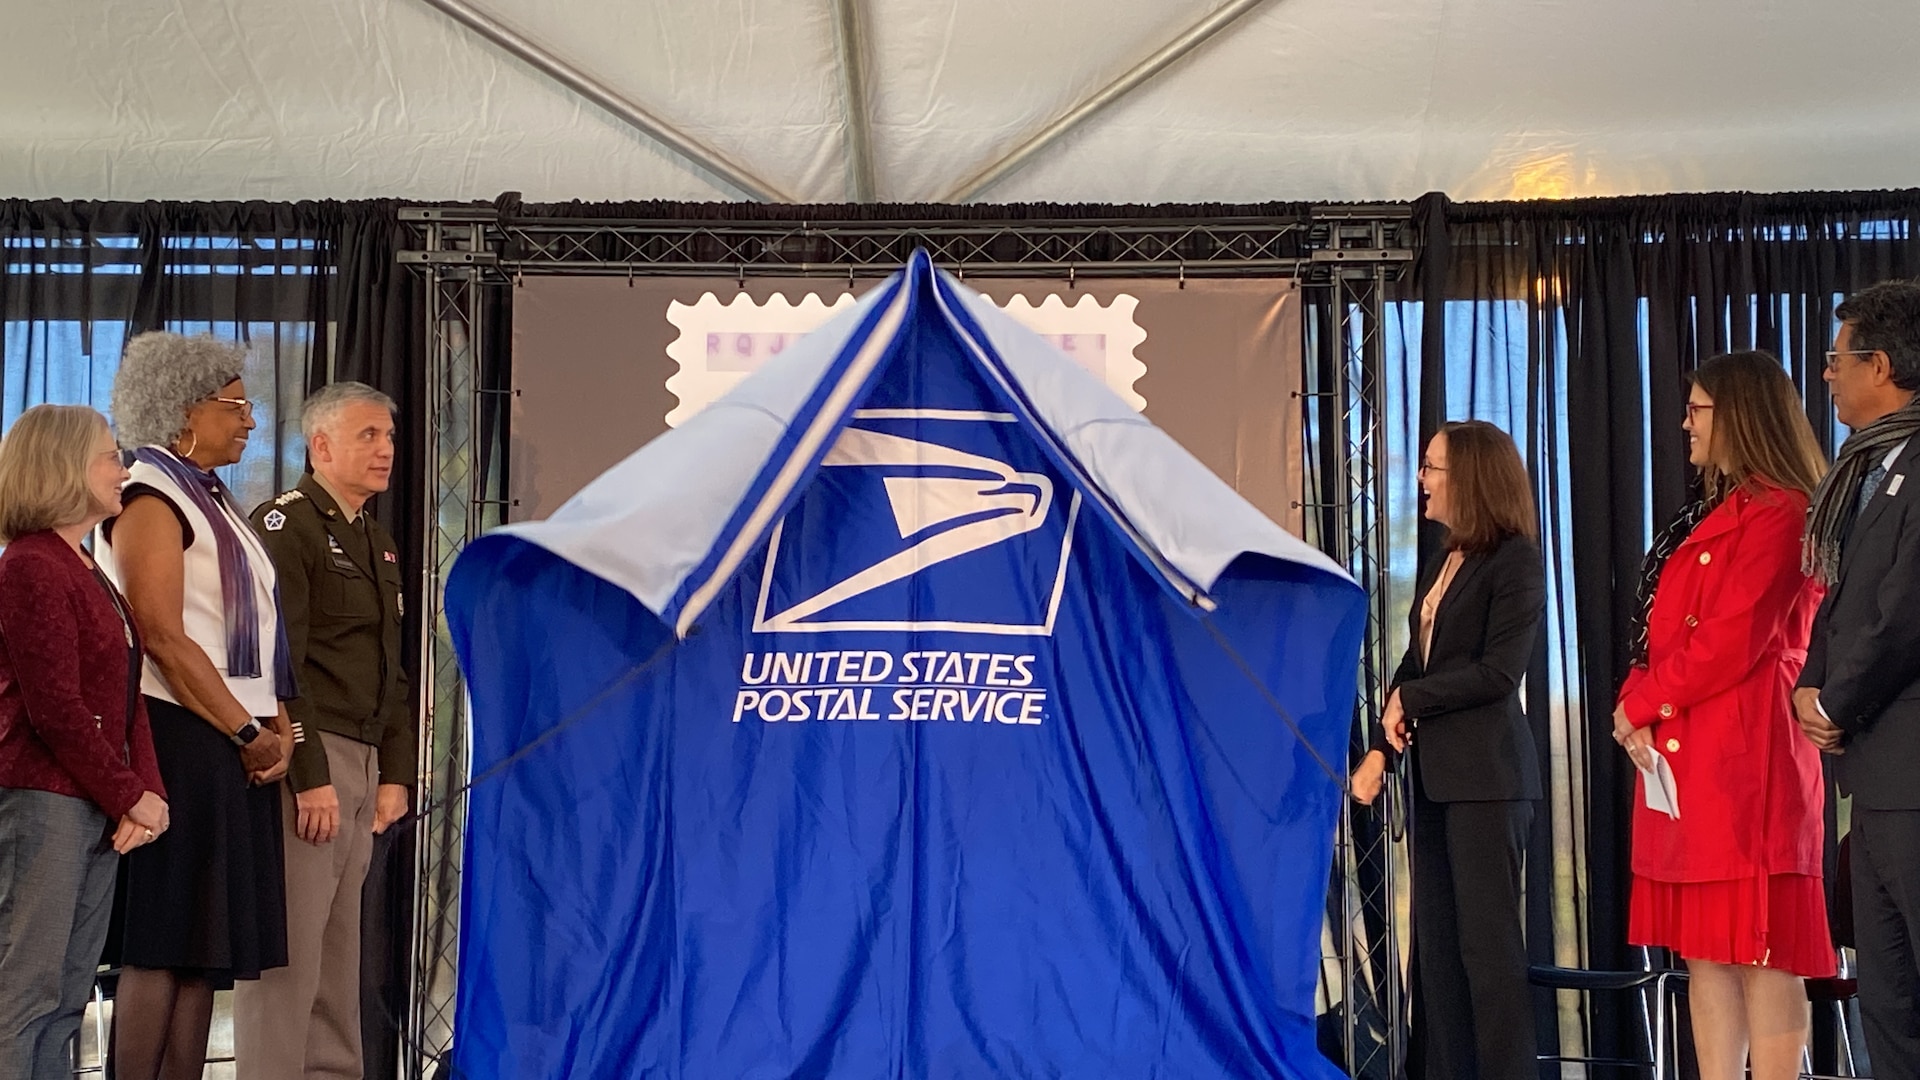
[1638,747,1679,820]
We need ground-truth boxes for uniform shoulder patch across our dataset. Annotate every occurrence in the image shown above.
[272,489,306,507]
[263,509,288,532]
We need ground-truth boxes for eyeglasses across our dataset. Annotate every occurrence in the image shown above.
[1824,349,1879,372]
[209,395,256,417]
[1685,403,1714,421]
[1418,460,1447,474]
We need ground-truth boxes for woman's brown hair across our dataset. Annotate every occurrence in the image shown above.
[1437,420,1538,552]
[0,404,112,543]
[1690,351,1828,500]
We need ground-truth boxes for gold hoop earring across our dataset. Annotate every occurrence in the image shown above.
[176,432,198,459]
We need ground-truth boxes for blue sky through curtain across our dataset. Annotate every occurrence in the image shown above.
[1387,269,1875,1062]
[4,319,322,515]
[2,228,331,513]
[1385,294,1595,1059]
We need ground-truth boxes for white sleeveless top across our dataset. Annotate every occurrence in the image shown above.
[96,456,285,718]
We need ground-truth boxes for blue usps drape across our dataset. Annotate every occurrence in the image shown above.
[447,254,1365,1079]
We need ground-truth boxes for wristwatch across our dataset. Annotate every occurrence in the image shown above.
[230,718,264,747]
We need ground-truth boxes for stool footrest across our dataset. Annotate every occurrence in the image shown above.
[1529,964,1664,992]
[1806,976,1857,1001]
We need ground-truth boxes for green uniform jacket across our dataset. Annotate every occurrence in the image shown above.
[249,474,415,793]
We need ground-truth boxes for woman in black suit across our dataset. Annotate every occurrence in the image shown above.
[1353,419,1546,1080]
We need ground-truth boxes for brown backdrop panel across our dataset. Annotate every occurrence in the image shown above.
[980,278,1303,534]
[511,276,1303,533]
[510,277,871,523]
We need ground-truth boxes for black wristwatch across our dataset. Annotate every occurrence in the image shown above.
[230,718,264,747]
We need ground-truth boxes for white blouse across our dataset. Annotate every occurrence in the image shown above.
[96,457,284,718]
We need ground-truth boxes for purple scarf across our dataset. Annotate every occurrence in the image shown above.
[133,447,296,698]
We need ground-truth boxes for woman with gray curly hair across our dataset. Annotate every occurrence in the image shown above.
[95,332,296,1080]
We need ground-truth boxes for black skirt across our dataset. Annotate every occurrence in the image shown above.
[109,695,288,988]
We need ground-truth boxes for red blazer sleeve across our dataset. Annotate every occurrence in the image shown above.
[0,550,151,818]
[1619,494,1811,729]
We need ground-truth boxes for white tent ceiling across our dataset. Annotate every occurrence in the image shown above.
[7,0,1919,206]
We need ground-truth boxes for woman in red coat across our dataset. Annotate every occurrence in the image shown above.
[0,405,169,1077]
[1613,351,1831,1080]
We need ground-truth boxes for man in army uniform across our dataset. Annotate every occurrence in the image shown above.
[233,381,414,1080]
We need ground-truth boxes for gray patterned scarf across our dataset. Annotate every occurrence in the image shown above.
[1804,396,1920,583]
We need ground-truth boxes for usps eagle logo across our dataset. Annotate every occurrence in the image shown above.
[752,410,1079,636]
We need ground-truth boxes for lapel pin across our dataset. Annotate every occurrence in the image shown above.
[1889,473,1906,497]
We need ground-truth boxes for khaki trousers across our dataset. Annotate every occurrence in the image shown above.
[233,735,377,1080]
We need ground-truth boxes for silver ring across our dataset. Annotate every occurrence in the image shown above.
[143,828,154,841]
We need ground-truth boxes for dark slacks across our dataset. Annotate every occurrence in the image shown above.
[1409,773,1537,1080]
[0,787,118,1080]
[1852,807,1920,1080]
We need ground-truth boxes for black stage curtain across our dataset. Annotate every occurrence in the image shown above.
[1,198,425,1080]
[1410,189,1920,1062]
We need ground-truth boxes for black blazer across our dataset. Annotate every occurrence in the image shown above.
[1388,532,1546,803]
[1801,437,1920,810]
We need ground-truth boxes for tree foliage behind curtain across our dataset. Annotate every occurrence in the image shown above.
[0,198,424,1080]
[1406,189,1920,1062]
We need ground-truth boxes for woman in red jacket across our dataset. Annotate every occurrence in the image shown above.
[1614,351,1831,1080]
[0,404,169,1078]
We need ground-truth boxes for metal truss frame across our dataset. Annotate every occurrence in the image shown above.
[413,208,1331,281]
[401,207,510,1079]
[398,202,1411,1078]
[1300,206,1412,1079]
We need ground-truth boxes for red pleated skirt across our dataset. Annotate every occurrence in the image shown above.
[1629,873,1836,978]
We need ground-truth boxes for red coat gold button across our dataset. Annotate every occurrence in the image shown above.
[1659,703,1675,719]
[1665,738,1680,753]
[1698,552,1711,565]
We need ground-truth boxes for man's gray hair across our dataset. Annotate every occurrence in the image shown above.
[301,381,398,440]
[111,332,249,449]
[1837,279,1920,392]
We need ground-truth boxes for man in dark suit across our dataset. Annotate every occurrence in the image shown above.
[1795,279,1920,1077]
